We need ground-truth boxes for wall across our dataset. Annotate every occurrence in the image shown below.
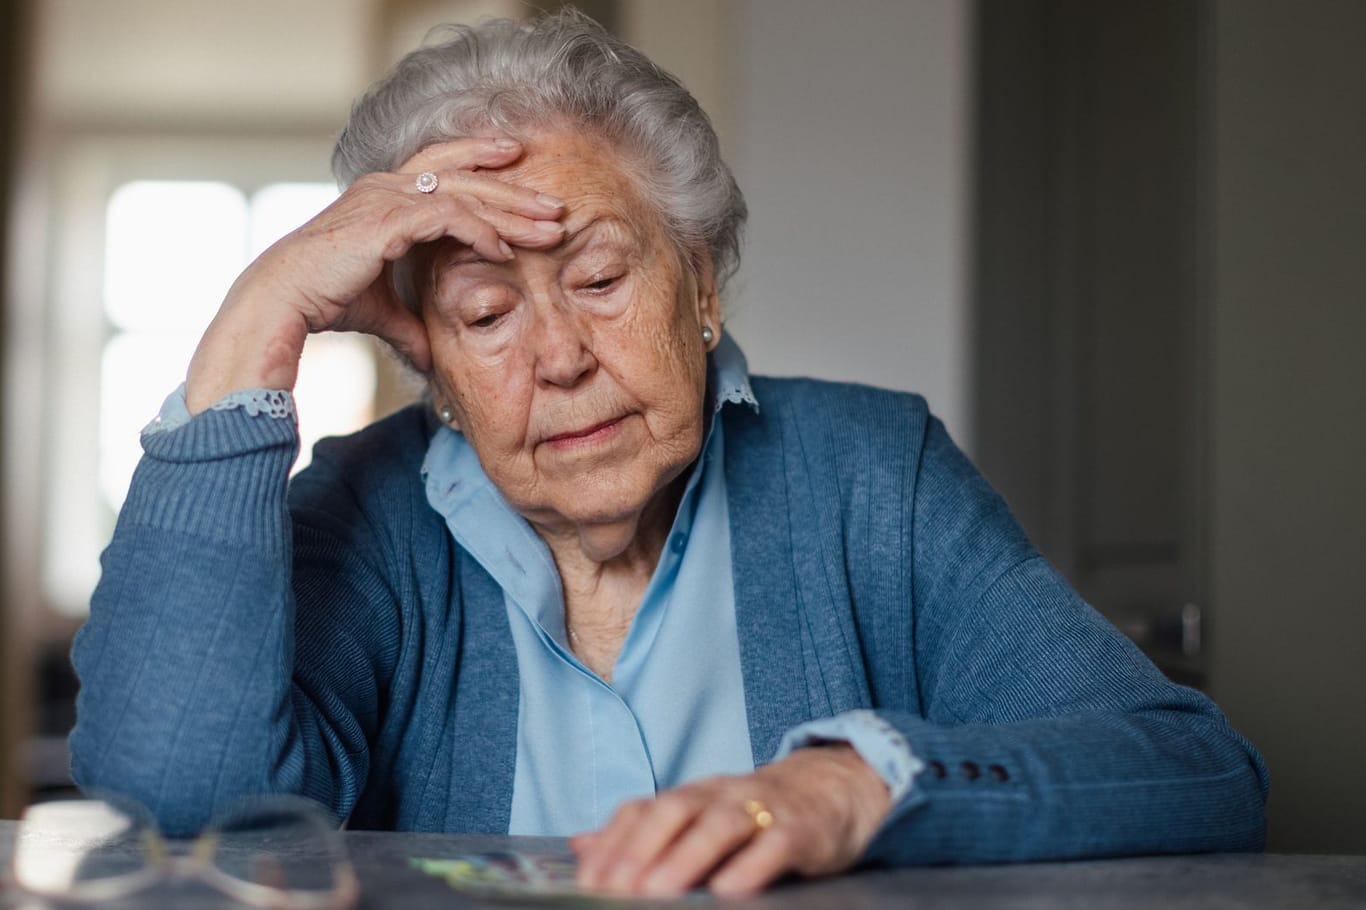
[1208,0,1366,853]
[628,0,975,446]
[618,0,735,156]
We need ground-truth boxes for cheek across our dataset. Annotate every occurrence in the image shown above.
[606,286,709,433]
[429,340,534,451]
[617,260,705,371]
[654,278,709,388]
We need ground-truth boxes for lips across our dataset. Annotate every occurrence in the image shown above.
[542,415,626,447]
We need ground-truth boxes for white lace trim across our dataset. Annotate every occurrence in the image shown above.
[143,386,296,436]
[210,388,295,420]
[716,383,760,413]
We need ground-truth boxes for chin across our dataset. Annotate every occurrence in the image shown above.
[556,493,650,527]
[556,472,670,525]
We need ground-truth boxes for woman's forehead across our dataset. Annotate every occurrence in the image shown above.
[505,132,652,216]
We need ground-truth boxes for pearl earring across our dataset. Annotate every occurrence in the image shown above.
[701,325,715,344]
[439,406,455,424]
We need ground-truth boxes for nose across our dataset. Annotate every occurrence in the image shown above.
[531,297,596,388]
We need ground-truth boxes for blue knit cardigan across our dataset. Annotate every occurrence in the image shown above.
[70,377,1268,863]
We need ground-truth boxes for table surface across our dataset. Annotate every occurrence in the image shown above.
[2,821,1365,909]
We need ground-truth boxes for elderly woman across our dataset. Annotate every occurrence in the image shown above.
[70,10,1266,898]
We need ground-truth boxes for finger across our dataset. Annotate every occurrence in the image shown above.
[435,200,518,262]
[450,195,565,249]
[374,194,513,264]
[574,799,656,890]
[707,827,795,898]
[394,181,563,252]
[637,800,763,897]
[316,172,509,269]
[593,794,708,894]
[568,830,600,853]
[357,168,565,260]
[402,136,524,175]
[437,170,566,220]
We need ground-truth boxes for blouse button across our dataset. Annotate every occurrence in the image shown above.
[989,764,1009,782]
[928,760,947,779]
[960,761,981,781]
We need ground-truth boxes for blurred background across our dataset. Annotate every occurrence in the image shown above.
[1,0,1362,853]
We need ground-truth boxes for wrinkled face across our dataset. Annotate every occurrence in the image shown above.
[420,131,720,548]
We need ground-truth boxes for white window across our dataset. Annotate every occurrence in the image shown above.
[40,136,388,618]
[97,179,375,511]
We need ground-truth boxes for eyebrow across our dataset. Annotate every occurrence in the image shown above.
[560,214,609,247]
[546,214,624,260]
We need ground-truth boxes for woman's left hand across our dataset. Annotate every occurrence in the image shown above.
[570,744,892,898]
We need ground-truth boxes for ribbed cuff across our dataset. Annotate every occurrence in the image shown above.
[122,405,300,553]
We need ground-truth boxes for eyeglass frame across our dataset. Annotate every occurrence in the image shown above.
[10,792,359,910]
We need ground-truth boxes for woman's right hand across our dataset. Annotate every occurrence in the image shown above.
[184,136,565,413]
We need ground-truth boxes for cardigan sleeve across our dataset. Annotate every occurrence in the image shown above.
[69,405,402,836]
[861,416,1269,865]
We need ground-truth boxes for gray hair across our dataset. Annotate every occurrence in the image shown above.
[332,9,746,305]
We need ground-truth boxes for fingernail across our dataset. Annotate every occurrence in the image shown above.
[536,193,566,209]
[494,138,519,150]
[535,220,563,234]
[499,240,514,259]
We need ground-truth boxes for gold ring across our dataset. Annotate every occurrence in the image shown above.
[741,798,775,831]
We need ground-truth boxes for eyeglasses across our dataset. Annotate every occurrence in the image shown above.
[11,793,358,909]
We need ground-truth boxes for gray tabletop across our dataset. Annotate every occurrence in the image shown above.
[3,821,1364,909]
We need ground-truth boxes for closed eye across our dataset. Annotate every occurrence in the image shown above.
[585,275,621,292]
[470,313,502,328]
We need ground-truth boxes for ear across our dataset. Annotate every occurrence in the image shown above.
[691,251,722,348]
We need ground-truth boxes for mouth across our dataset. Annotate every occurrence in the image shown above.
[542,415,627,449]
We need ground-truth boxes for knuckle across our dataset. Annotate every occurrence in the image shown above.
[374,205,400,227]
[451,192,485,214]
[720,811,755,838]
[446,170,478,189]
[351,172,388,193]
[615,797,651,822]
[652,791,693,817]
[428,196,460,218]
[764,826,795,855]
[381,237,408,260]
